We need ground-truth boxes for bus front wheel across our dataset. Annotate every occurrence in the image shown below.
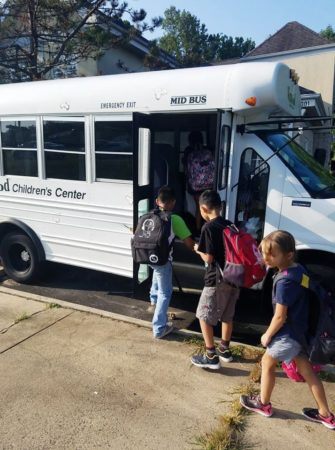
[0,232,41,283]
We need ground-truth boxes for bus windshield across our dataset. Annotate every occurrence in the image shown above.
[257,132,335,199]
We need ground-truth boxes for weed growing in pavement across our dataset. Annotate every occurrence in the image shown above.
[194,380,259,450]
[183,336,206,355]
[46,303,61,309]
[319,370,335,383]
[184,338,265,362]
[230,345,264,362]
[249,361,262,383]
[14,312,30,323]
[190,341,264,450]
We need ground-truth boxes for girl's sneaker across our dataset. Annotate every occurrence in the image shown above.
[302,408,335,429]
[240,395,273,417]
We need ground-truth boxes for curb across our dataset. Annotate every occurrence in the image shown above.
[1,284,334,374]
[0,284,202,339]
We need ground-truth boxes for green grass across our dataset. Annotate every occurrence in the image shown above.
[46,303,61,309]
[194,381,259,450]
[189,341,264,450]
[14,312,30,323]
[183,336,206,355]
[319,370,335,383]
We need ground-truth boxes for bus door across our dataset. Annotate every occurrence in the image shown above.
[215,110,232,218]
[132,112,154,285]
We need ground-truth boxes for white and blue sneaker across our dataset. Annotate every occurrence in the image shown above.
[191,353,220,370]
[154,323,174,339]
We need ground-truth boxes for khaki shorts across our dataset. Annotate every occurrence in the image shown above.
[196,283,240,326]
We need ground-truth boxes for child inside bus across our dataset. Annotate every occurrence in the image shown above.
[183,131,214,233]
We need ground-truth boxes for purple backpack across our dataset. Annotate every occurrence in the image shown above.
[186,148,215,192]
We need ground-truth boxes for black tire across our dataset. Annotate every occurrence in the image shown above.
[0,232,41,283]
[297,252,335,293]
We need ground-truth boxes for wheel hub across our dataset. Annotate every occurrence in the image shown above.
[21,250,30,262]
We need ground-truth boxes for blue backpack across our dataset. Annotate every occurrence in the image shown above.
[274,271,335,365]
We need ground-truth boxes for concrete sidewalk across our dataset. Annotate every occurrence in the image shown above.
[0,287,334,450]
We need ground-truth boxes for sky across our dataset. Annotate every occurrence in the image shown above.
[128,0,335,45]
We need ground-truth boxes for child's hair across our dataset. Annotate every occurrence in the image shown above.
[199,190,221,210]
[157,185,176,204]
[188,130,203,147]
[261,230,296,257]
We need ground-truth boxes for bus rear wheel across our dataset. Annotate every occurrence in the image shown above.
[0,232,41,283]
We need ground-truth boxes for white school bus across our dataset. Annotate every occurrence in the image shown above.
[0,62,334,303]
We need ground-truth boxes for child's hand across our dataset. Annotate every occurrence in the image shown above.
[194,243,199,252]
[261,333,271,347]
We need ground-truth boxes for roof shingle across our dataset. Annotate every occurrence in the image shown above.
[246,21,329,57]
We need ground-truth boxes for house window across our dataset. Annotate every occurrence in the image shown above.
[1,120,38,177]
[95,121,132,180]
[43,120,85,181]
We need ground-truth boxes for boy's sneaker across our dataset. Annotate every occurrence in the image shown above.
[217,347,233,362]
[302,408,335,429]
[154,323,174,339]
[240,395,273,417]
[191,353,220,370]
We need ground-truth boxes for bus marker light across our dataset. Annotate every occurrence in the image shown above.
[245,96,257,106]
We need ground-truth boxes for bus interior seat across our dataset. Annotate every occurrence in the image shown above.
[152,143,184,210]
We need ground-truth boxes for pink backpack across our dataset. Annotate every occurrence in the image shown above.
[282,360,322,382]
[186,149,214,192]
[219,225,266,288]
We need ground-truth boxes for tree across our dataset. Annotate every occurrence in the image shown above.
[157,7,255,67]
[0,0,161,82]
[320,25,335,42]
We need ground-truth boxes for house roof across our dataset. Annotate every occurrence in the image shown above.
[246,21,329,57]
[107,19,179,68]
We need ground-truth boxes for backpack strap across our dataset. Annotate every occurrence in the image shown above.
[273,269,310,290]
[216,220,237,280]
[156,208,175,251]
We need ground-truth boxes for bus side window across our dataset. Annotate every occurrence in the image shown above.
[235,148,269,241]
[1,120,38,177]
[94,121,132,181]
[43,120,85,181]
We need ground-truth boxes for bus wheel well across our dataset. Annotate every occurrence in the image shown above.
[297,249,335,290]
[0,220,45,262]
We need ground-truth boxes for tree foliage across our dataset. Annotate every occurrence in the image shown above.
[320,25,335,42]
[0,0,161,82]
[157,7,255,67]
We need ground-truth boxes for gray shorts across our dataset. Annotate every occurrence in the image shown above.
[196,284,240,326]
[266,335,302,363]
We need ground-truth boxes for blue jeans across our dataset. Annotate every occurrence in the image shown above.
[150,262,173,337]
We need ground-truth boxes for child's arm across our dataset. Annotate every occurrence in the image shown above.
[183,236,195,252]
[261,303,288,347]
[194,243,214,264]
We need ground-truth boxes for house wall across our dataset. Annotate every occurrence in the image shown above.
[243,47,335,168]
[77,47,148,77]
[243,47,335,115]
[276,52,335,115]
